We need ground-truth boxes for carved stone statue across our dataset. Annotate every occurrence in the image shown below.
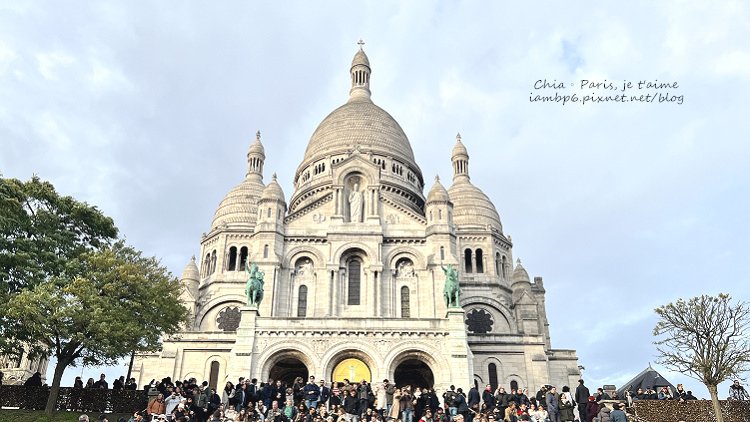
[245,262,265,307]
[441,263,460,308]
[348,183,363,223]
[296,259,313,276]
[398,261,415,277]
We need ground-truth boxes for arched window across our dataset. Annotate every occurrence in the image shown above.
[440,246,445,261]
[476,249,484,274]
[209,361,220,391]
[495,253,501,277]
[438,209,442,220]
[263,245,269,259]
[510,380,519,392]
[267,207,272,218]
[488,363,498,390]
[502,256,508,279]
[347,258,362,306]
[210,250,217,274]
[297,285,308,317]
[401,286,410,318]
[239,247,249,270]
[464,249,473,273]
[203,253,210,276]
[228,246,238,271]
[429,210,432,221]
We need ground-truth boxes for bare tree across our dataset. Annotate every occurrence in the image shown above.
[654,293,750,422]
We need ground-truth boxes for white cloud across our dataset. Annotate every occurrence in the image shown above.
[35,51,76,80]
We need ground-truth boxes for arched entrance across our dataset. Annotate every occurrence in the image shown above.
[394,359,434,389]
[269,357,309,387]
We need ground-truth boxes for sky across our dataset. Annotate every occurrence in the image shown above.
[1,0,749,399]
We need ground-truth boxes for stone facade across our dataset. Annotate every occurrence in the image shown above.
[0,349,48,385]
[134,45,580,392]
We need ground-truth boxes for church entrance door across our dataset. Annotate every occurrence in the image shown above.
[269,357,309,387]
[394,359,434,389]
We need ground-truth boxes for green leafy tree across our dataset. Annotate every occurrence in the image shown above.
[3,241,189,415]
[0,175,118,298]
[654,293,750,422]
[0,175,119,379]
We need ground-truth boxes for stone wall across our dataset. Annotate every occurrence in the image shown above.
[631,400,750,422]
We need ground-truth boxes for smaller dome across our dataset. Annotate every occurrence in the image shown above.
[260,173,286,202]
[211,176,265,230]
[448,179,502,231]
[452,133,468,158]
[512,259,530,283]
[426,175,450,203]
[181,256,200,282]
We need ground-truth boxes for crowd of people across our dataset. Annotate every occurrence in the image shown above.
[17,372,746,422]
[75,376,632,422]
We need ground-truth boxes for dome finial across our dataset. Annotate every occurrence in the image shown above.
[272,172,277,181]
[256,130,261,141]
[357,38,365,50]
[435,174,440,182]
[456,132,461,142]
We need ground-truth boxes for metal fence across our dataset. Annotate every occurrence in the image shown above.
[0,385,148,413]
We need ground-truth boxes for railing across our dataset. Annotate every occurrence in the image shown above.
[0,385,148,413]
[631,399,750,422]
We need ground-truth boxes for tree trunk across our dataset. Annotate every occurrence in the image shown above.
[707,384,724,422]
[45,355,71,416]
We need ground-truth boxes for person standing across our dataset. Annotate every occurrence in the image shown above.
[389,387,403,421]
[443,385,459,417]
[375,379,391,418]
[545,386,560,422]
[558,386,574,422]
[400,386,415,422]
[320,379,331,410]
[575,380,590,422]
[344,389,360,422]
[92,374,108,389]
[482,384,495,412]
[304,375,321,409]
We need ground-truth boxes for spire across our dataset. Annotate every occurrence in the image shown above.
[349,39,371,101]
[247,130,266,179]
[451,132,470,181]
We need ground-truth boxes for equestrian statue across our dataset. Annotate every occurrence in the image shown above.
[441,263,461,308]
[245,262,265,307]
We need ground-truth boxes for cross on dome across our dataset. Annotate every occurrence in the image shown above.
[357,39,365,50]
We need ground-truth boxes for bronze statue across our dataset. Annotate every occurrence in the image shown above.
[245,262,265,307]
[441,263,460,308]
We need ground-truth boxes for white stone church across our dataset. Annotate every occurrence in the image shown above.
[133,45,580,392]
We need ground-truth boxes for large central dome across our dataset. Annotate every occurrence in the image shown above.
[294,45,422,186]
[300,99,416,169]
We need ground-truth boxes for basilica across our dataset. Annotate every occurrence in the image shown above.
[133,45,580,392]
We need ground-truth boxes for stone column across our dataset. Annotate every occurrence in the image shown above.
[443,309,473,390]
[227,307,259,380]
